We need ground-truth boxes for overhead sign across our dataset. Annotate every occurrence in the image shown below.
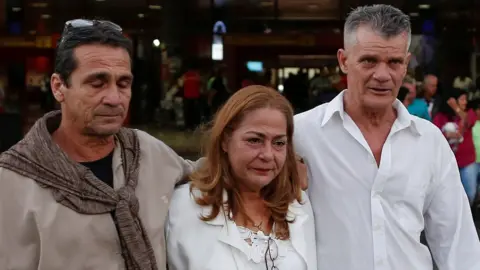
[213,21,227,34]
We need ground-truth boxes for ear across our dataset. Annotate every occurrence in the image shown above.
[221,136,229,153]
[404,52,412,76]
[51,73,66,103]
[337,49,348,74]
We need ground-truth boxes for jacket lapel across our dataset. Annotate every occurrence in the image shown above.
[203,191,250,270]
[288,200,309,266]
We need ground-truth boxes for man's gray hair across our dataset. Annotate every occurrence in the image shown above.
[344,4,411,50]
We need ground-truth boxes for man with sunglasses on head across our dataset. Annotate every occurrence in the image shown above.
[0,19,199,270]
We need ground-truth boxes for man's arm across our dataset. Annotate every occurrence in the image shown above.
[424,139,480,270]
[0,168,41,269]
[175,156,205,184]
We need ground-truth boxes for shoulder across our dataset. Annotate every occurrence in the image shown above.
[294,104,327,126]
[411,116,445,140]
[0,166,33,189]
[170,183,196,208]
[294,104,328,136]
[131,129,184,163]
[133,129,176,153]
[168,183,204,228]
[288,191,314,219]
[410,116,455,165]
[0,167,47,207]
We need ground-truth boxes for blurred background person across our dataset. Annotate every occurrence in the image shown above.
[397,86,411,107]
[422,74,440,118]
[208,66,229,116]
[405,76,431,121]
[434,89,478,205]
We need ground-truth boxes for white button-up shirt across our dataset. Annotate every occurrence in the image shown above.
[294,91,480,270]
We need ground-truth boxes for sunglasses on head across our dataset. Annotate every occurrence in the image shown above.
[59,19,123,45]
[62,19,122,35]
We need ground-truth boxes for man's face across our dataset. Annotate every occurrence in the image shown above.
[337,26,410,110]
[424,76,438,96]
[52,44,133,137]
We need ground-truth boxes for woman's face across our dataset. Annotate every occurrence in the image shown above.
[458,94,467,111]
[223,107,288,192]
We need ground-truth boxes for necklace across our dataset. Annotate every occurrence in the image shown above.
[253,221,263,231]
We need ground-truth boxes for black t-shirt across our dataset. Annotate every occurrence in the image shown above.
[81,152,114,188]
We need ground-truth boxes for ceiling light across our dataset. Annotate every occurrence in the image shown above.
[41,14,51,19]
[149,5,162,10]
[31,2,48,8]
[409,12,419,17]
[259,1,273,7]
[12,7,21,12]
[153,39,160,47]
[418,4,430,9]
[138,13,145,18]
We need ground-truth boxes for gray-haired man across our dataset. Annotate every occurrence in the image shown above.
[294,4,480,270]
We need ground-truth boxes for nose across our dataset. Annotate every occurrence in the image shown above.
[102,85,122,106]
[372,63,390,82]
[259,144,274,161]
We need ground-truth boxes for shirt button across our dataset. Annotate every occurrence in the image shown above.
[373,224,382,231]
[376,259,384,266]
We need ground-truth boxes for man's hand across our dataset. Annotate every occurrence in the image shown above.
[296,155,308,190]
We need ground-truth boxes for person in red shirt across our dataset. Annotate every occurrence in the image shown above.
[433,89,478,204]
[182,69,202,130]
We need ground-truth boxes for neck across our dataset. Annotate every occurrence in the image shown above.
[344,91,396,129]
[236,189,271,230]
[238,188,269,217]
[52,120,115,162]
[240,190,264,210]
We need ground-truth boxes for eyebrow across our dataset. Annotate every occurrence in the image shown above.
[84,72,133,83]
[359,54,404,63]
[245,131,287,139]
[84,72,109,83]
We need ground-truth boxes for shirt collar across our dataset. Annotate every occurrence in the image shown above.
[321,89,422,136]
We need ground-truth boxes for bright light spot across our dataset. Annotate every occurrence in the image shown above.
[212,44,223,61]
[153,39,160,47]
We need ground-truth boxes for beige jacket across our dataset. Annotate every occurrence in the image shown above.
[0,129,197,270]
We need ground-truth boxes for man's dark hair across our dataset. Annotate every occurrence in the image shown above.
[54,22,133,87]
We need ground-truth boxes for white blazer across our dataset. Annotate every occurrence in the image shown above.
[166,184,317,270]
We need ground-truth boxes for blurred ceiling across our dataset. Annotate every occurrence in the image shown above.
[213,0,477,20]
[11,0,165,34]
[3,0,479,36]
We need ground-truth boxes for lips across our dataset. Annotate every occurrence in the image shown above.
[369,87,391,92]
[252,168,271,175]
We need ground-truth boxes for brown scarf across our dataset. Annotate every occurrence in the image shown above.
[0,111,158,270]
